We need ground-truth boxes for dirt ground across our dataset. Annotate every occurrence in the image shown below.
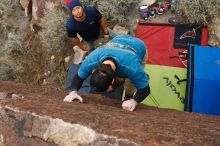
[0,81,220,146]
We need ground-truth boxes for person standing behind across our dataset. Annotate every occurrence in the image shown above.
[66,0,110,52]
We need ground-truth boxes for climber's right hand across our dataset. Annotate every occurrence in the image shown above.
[63,91,83,103]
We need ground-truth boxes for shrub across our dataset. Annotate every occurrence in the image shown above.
[39,8,68,52]
[0,0,18,17]
[81,0,140,26]
[175,0,220,24]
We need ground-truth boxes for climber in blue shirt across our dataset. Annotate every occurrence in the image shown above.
[64,35,150,111]
[66,0,109,52]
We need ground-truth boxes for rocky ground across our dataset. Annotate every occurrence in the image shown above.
[0,81,220,146]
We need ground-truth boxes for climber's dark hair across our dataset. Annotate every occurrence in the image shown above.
[90,64,114,92]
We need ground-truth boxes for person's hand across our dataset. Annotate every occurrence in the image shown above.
[63,91,83,103]
[103,34,110,41]
[122,99,138,111]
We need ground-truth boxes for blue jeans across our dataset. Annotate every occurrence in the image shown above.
[65,64,123,100]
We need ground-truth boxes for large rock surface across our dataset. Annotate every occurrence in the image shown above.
[0,81,220,146]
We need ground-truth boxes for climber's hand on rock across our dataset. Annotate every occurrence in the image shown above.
[122,99,137,111]
[63,91,83,103]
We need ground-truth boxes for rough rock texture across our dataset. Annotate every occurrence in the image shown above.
[0,81,220,146]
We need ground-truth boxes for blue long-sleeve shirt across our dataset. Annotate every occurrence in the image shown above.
[78,35,149,89]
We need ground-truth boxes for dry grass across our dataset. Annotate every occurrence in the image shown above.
[0,0,22,81]
[9,32,67,88]
[0,1,68,88]
[0,0,18,32]
[39,8,68,52]
[82,0,140,27]
[175,0,220,25]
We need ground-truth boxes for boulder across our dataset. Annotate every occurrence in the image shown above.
[0,81,220,146]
